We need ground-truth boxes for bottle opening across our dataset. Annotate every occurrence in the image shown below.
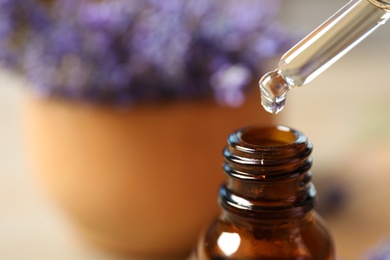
[222,125,315,219]
[238,126,297,147]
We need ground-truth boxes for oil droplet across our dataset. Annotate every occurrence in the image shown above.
[259,70,290,114]
[260,96,286,115]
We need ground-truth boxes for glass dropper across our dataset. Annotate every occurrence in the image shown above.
[259,0,390,114]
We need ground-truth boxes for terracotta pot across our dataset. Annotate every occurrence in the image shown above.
[22,89,273,258]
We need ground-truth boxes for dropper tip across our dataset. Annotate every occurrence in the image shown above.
[259,70,290,114]
[261,95,286,114]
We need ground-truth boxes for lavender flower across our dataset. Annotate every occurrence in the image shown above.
[366,239,390,260]
[0,0,292,106]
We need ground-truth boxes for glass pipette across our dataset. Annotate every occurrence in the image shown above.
[259,0,390,114]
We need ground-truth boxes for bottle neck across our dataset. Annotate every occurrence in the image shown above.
[219,125,316,221]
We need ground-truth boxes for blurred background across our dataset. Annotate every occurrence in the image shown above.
[1,0,390,259]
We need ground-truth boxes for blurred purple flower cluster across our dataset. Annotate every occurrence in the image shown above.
[366,239,390,260]
[0,0,291,106]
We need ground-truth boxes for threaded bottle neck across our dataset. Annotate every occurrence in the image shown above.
[220,125,316,220]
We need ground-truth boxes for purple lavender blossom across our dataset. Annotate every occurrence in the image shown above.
[0,0,292,106]
[366,239,390,260]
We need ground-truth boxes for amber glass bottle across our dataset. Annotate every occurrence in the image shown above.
[191,125,335,260]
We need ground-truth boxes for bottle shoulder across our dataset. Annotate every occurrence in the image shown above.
[193,212,334,260]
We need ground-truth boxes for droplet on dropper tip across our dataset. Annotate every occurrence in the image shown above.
[259,70,290,115]
[261,96,286,114]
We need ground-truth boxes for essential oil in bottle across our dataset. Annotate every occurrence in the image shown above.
[190,125,335,260]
